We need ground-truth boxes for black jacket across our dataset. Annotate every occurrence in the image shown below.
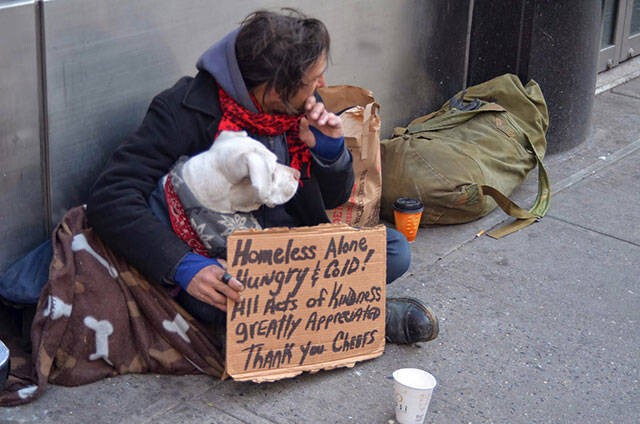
[86,71,354,285]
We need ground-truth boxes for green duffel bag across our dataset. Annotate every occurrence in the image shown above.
[380,73,550,238]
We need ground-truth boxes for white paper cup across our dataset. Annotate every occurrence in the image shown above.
[392,368,437,424]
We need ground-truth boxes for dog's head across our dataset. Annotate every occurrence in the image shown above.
[213,131,300,211]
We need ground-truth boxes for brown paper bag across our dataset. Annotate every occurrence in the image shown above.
[319,85,382,227]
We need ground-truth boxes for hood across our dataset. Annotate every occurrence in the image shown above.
[196,28,258,112]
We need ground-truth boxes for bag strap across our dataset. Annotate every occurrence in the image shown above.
[405,103,505,134]
[482,118,551,238]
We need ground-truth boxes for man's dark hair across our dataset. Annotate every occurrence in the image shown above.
[236,9,330,110]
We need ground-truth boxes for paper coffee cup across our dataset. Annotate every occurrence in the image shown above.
[393,198,424,242]
[393,368,437,424]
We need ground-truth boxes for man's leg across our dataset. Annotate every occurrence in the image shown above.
[0,239,52,388]
[386,227,411,284]
[175,289,227,329]
[385,227,439,344]
[0,240,52,305]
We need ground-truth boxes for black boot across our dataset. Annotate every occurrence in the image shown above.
[385,297,439,344]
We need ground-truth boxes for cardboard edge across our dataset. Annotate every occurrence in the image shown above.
[228,223,387,238]
[229,346,385,383]
[228,223,352,237]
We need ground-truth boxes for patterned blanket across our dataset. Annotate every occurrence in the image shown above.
[0,206,225,406]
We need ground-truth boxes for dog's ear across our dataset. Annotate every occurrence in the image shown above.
[222,146,259,184]
[244,152,273,202]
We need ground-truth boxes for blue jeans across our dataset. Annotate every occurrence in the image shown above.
[0,240,53,305]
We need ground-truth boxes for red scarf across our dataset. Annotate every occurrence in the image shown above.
[217,87,311,177]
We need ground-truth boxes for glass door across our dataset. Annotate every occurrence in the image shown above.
[599,0,640,71]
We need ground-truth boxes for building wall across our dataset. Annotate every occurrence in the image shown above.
[1,1,602,274]
[0,0,471,272]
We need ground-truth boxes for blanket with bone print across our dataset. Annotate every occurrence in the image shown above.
[0,206,226,406]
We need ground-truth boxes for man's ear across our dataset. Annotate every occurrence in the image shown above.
[244,152,272,201]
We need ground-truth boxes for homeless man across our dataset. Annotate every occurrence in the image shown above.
[86,8,438,345]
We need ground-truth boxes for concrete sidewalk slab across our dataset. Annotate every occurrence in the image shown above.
[420,216,639,423]
[612,77,640,99]
[549,148,640,245]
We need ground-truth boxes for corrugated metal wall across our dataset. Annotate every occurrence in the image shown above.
[0,0,471,272]
[0,1,46,269]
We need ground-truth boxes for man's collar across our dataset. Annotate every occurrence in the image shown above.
[182,71,221,118]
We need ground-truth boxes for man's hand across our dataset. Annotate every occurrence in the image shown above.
[185,260,243,312]
[299,95,343,148]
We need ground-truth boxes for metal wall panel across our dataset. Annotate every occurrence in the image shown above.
[42,0,241,224]
[42,0,469,225]
[0,1,45,272]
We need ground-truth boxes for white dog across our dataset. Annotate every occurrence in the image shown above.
[164,130,300,257]
[179,130,300,213]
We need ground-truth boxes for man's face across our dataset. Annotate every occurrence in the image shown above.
[262,53,327,115]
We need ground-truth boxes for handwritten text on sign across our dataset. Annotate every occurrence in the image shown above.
[226,225,386,381]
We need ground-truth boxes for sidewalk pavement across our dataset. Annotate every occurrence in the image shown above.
[1,75,639,424]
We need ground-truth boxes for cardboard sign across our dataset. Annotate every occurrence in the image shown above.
[226,224,386,382]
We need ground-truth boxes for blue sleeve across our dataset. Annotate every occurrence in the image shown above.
[173,252,222,290]
[309,126,345,161]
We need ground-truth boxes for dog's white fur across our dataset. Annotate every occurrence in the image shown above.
[178,130,300,213]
